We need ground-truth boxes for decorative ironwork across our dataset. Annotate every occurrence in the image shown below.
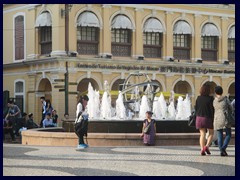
[112,43,131,57]
[201,49,217,61]
[77,41,98,55]
[144,45,161,58]
[40,42,52,55]
[228,51,235,62]
[174,47,190,60]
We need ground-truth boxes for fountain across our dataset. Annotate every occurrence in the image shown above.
[76,72,195,134]
[85,72,193,121]
[21,72,201,147]
[115,92,126,119]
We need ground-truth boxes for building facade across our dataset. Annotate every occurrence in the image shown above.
[3,4,235,122]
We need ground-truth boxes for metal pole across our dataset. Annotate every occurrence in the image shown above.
[65,4,69,55]
[64,4,69,115]
[65,61,69,115]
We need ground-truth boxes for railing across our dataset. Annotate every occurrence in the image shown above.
[228,51,235,62]
[112,43,131,57]
[77,41,98,55]
[201,49,217,61]
[40,42,52,55]
[174,47,190,60]
[144,45,162,58]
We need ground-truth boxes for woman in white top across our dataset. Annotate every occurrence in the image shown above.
[75,95,89,149]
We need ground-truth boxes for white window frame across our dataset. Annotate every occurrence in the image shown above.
[14,79,25,112]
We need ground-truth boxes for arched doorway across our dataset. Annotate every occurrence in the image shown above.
[228,82,235,101]
[111,79,125,91]
[174,81,192,96]
[203,81,217,96]
[37,78,52,124]
[77,78,99,94]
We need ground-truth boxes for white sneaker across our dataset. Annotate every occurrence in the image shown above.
[76,144,86,151]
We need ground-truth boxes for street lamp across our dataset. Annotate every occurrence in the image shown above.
[60,4,73,18]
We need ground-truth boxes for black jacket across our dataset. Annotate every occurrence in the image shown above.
[195,95,214,119]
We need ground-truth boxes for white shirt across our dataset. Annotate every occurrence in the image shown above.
[75,103,88,123]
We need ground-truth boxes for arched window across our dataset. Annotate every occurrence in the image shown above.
[76,11,100,55]
[15,15,24,60]
[143,18,164,58]
[35,11,52,55]
[201,23,220,61]
[111,15,133,57]
[228,25,235,62]
[173,20,192,60]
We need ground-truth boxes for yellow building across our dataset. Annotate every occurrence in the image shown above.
[3,4,235,122]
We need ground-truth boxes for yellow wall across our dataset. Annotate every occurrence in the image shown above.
[3,4,235,120]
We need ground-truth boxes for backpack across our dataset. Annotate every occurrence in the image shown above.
[224,97,235,127]
[74,115,89,137]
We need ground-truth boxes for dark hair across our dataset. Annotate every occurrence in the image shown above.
[28,113,33,118]
[8,100,14,104]
[22,112,27,117]
[83,95,89,101]
[78,95,89,103]
[78,95,89,111]
[40,97,45,100]
[215,86,223,95]
[200,84,210,96]
[146,111,153,115]
[46,100,52,107]
[46,112,51,116]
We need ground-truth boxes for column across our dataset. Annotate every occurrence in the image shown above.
[101,5,112,57]
[193,75,202,103]
[26,6,38,59]
[133,8,144,59]
[27,72,37,119]
[51,4,67,56]
[220,16,229,63]
[68,5,77,54]
[68,71,78,119]
[165,11,173,60]
[193,14,202,62]
[165,74,175,92]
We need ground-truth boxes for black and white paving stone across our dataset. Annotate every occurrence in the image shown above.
[3,144,235,176]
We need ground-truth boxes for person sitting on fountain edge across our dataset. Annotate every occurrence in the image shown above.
[141,111,156,146]
[75,95,89,150]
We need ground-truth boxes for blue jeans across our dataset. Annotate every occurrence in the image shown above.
[217,128,231,152]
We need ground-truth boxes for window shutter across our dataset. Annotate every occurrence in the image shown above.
[15,16,24,60]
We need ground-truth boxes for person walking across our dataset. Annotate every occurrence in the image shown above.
[40,97,46,127]
[195,84,214,155]
[75,95,89,150]
[213,86,232,156]
[141,111,156,146]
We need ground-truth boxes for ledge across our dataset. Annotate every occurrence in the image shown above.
[21,128,235,147]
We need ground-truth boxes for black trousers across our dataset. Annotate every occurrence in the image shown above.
[3,128,15,141]
[78,133,84,144]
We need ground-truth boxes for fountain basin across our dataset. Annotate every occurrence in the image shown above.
[21,128,235,147]
[62,120,199,133]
